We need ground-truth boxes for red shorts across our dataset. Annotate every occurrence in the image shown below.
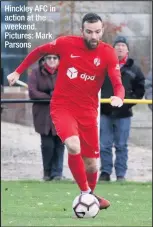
[51,107,99,158]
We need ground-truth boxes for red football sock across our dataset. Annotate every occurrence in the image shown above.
[86,171,98,192]
[68,153,89,191]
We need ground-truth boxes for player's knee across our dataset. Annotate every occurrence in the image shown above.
[87,165,98,173]
[64,136,80,154]
[84,158,98,173]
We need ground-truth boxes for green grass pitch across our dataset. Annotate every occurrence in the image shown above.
[1,180,152,226]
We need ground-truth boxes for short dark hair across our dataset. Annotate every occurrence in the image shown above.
[82,13,102,28]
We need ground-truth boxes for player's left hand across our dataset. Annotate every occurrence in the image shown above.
[110,96,123,107]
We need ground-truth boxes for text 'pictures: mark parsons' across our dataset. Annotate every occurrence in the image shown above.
[35,32,53,39]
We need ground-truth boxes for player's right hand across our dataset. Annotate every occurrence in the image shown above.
[7,71,20,86]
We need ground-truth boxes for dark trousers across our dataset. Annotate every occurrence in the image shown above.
[40,132,65,178]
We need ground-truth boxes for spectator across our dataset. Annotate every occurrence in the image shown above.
[28,54,65,181]
[145,69,152,111]
[99,36,145,181]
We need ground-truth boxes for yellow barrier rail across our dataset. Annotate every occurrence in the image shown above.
[100,99,152,104]
[1,98,152,104]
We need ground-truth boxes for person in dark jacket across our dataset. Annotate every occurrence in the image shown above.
[99,36,145,181]
[28,54,65,181]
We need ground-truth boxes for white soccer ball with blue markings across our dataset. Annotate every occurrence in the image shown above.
[72,194,100,218]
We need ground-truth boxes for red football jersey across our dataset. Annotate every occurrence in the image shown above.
[16,36,125,110]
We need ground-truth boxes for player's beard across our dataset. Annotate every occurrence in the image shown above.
[84,39,99,49]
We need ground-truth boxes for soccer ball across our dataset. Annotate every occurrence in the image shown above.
[72,194,100,218]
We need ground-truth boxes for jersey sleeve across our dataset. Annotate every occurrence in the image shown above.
[107,48,125,100]
[16,36,65,75]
